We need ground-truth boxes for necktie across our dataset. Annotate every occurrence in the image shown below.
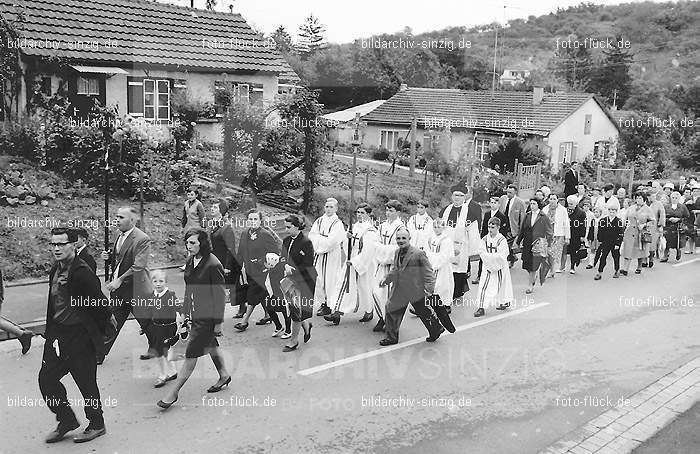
[506,198,511,216]
[116,232,125,253]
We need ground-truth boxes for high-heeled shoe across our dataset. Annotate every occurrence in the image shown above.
[207,376,231,393]
[234,322,248,331]
[19,331,33,355]
[282,343,299,352]
[303,323,313,343]
[157,396,178,409]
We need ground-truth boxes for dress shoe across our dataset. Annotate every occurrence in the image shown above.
[379,338,398,346]
[140,352,155,360]
[426,324,445,342]
[233,311,245,319]
[471,279,479,285]
[283,343,299,352]
[594,273,602,280]
[157,397,178,409]
[280,332,292,339]
[272,328,285,337]
[641,262,648,268]
[73,425,106,443]
[316,304,331,316]
[474,308,485,317]
[255,317,271,325]
[660,257,669,263]
[358,311,373,322]
[165,373,177,382]
[648,260,654,268]
[303,323,313,343]
[234,322,249,331]
[18,331,33,355]
[207,376,231,393]
[372,320,385,332]
[676,250,682,261]
[45,420,80,443]
[613,271,620,278]
[635,268,642,274]
[619,269,628,276]
[496,302,510,311]
[323,312,341,325]
[154,377,168,388]
[586,264,594,269]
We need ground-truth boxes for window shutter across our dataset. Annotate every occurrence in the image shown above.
[558,143,565,164]
[127,77,144,116]
[571,142,578,162]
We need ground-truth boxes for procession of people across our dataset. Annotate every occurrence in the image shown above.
[3,173,699,444]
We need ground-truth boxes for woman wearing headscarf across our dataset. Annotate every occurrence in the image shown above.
[621,192,655,275]
[645,188,666,268]
[661,191,690,262]
[208,198,239,305]
[566,195,587,274]
[516,198,553,294]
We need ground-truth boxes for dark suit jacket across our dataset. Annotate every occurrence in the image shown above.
[439,199,482,227]
[481,210,509,238]
[517,211,553,271]
[109,227,152,302]
[384,245,435,312]
[78,246,97,273]
[282,233,317,298]
[211,223,239,286]
[237,227,279,286]
[45,257,111,356]
[183,254,226,323]
[564,169,579,198]
[597,216,625,246]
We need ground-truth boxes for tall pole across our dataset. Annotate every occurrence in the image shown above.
[364,166,369,201]
[345,113,361,294]
[104,141,111,282]
[409,116,416,177]
[491,26,499,94]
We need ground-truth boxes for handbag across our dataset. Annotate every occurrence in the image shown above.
[576,245,588,261]
[641,230,652,244]
[166,317,189,362]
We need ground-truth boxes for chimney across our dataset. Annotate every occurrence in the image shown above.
[399,83,408,91]
[532,86,544,105]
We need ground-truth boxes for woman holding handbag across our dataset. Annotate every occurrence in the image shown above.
[516,198,553,294]
[621,192,655,275]
[157,228,230,409]
[661,191,690,262]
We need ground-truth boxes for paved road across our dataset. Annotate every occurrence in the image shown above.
[1,257,698,453]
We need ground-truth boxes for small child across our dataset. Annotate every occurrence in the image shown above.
[425,218,456,331]
[594,203,625,279]
[407,201,434,251]
[147,270,180,388]
[264,253,291,338]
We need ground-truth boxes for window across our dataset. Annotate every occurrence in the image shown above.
[594,141,611,160]
[77,77,99,95]
[558,141,577,164]
[475,138,490,161]
[380,130,401,151]
[584,114,592,135]
[128,77,170,120]
[237,84,249,103]
[40,77,52,96]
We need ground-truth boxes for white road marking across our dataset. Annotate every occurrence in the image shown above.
[672,257,700,267]
[297,302,550,376]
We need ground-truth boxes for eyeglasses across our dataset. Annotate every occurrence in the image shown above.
[49,242,73,247]
[355,210,366,214]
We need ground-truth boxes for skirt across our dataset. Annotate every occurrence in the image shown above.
[185,319,219,358]
[146,321,177,357]
[246,280,267,307]
[281,277,313,322]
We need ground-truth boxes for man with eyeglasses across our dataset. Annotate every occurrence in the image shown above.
[100,206,153,360]
[40,227,111,443]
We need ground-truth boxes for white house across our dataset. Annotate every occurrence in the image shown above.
[321,100,385,146]
[499,69,531,87]
[0,0,300,143]
[361,85,620,169]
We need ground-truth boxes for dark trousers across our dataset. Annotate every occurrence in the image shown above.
[597,242,620,273]
[39,324,103,427]
[266,297,291,333]
[103,295,150,357]
[384,297,439,342]
[453,272,469,301]
[427,294,456,333]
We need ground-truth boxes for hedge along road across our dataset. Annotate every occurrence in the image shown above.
[1,255,698,453]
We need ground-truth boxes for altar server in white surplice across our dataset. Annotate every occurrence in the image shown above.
[309,198,346,316]
[407,201,434,251]
[324,203,378,325]
[371,200,404,332]
[425,218,457,333]
[474,217,513,318]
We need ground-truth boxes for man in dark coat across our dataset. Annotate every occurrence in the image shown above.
[73,228,97,273]
[564,161,580,201]
[378,228,444,345]
[40,227,110,443]
[566,194,588,272]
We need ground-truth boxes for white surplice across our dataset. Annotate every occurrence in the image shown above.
[330,221,378,315]
[477,232,513,308]
[407,213,434,251]
[371,217,404,320]
[441,204,481,273]
[308,214,346,307]
[425,232,455,307]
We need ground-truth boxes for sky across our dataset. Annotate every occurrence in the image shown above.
[160,0,667,43]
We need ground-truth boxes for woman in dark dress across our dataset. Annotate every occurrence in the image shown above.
[158,228,230,409]
[209,198,239,305]
[234,209,279,331]
[280,215,317,352]
[516,198,553,294]
[567,194,588,274]
[661,191,690,262]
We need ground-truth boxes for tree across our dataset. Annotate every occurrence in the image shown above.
[588,35,634,107]
[297,14,326,59]
[549,34,594,90]
[271,25,293,55]
[205,0,216,10]
[0,15,23,120]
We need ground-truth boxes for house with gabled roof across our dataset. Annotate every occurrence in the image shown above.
[0,0,299,142]
[361,85,620,169]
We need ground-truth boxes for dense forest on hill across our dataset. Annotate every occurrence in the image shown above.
[278,1,698,119]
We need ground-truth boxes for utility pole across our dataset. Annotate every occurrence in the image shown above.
[409,116,416,177]
[491,26,499,94]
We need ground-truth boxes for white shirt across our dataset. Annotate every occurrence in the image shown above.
[193,256,202,268]
[76,245,86,256]
[530,210,539,227]
[154,288,168,298]
[116,227,135,253]
[542,204,570,238]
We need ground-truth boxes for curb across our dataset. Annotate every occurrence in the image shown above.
[539,356,700,454]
